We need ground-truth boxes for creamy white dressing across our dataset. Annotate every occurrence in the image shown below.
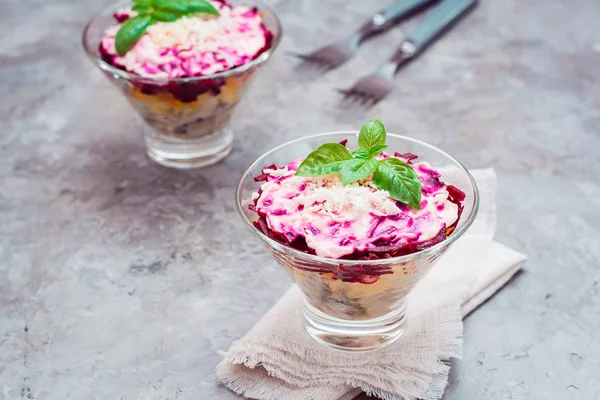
[254,158,460,258]
[101,1,269,78]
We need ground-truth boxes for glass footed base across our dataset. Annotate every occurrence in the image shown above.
[144,127,233,169]
[303,301,407,352]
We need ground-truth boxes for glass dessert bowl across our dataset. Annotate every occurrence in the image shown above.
[83,0,281,169]
[236,129,479,351]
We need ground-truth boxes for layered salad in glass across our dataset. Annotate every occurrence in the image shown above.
[247,120,466,320]
[98,0,274,138]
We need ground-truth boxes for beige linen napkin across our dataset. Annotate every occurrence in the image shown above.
[217,169,527,400]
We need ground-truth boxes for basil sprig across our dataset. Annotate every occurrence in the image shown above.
[295,119,423,210]
[115,0,220,56]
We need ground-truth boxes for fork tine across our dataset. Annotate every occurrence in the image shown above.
[291,53,318,62]
[311,57,334,68]
[356,92,375,106]
[293,56,334,75]
[292,39,356,69]
[343,72,394,106]
[288,53,321,64]
[338,89,356,103]
[292,53,320,62]
[339,85,379,108]
[337,87,356,99]
[363,96,378,107]
[348,92,364,106]
[339,88,367,107]
[313,52,344,68]
[295,53,336,69]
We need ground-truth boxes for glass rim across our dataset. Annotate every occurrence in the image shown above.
[82,0,283,83]
[235,131,481,266]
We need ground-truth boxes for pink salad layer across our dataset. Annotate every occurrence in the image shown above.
[100,0,272,78]
[251,153,466,259]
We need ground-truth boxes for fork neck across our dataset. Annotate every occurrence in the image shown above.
[388,39,418,72]
[355,14,395,42]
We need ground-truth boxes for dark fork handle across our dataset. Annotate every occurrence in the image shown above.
[358,0,438,39]
[390,0,478,65]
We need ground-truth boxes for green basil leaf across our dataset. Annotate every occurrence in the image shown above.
[132,4,152,13]
[339,158,378,185]
[358,119,386,152]
[295,143,352,177]
[133,0,151,5]
[351,148,370,159]
[152,0,188,13]
[184,0,220,15]
[373,158,422,210]
[153,0,220,16]
[115,14,153,56]
[150,0,220,19]
[369,144,388,157]
[152,9,184,22]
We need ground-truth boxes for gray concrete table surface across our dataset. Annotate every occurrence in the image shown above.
[1,0,599,399]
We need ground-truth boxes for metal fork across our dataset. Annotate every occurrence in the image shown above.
[340,0,478,104]
[292,0,437,69]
